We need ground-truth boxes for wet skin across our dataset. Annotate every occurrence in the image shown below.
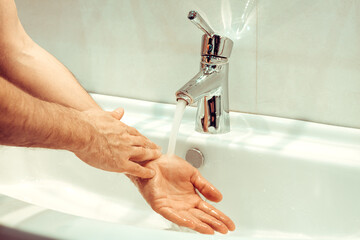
[128,154,235,234]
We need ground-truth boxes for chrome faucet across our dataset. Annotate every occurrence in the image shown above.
[176,11,233,134]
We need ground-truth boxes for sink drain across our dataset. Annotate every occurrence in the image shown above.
[185,148,204,168]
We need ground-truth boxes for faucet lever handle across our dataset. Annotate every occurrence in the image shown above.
[188,10,215,37]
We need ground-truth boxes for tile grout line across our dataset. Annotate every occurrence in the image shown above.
[255,0,259,113]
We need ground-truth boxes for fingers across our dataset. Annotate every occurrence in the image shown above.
[190,208,229,234]
[124,161,155,179]
[182,212,215,234]
[157,207,195,230]
[109,107,124,120]
[197,201,235,231]
[125,126,162,150]
[191,172,222,202]
[128,136,162,162]
[129,146,162,162]
[157,208,214,234]
[130,136,160,150]
[109,111,161,151]
[157,205,234,234]
[124,124,142,136]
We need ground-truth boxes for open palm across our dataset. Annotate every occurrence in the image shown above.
[127,154,235,234]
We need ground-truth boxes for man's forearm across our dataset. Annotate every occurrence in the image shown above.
[0,76,161,178]
[0,76,93,152]
[0,0,100,111]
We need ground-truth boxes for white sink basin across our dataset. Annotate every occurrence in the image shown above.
[0,93,359,240]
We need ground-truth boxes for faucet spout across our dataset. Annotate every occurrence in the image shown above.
[176,56,230,134]
[174,10,233,134]
[176,66,222,105]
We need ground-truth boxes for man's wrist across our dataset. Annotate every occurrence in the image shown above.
[63,109,98,155]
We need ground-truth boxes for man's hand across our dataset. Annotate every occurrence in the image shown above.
[74,108,162,178]
[128,155,235,234]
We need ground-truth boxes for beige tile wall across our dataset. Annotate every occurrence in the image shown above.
[15,0,360,129]
[256,0,360,128]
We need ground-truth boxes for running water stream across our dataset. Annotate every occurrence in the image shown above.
[166,100,187,155]
[166,99,194,233]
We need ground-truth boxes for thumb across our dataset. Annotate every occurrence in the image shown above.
[109,107,124,120]
[125,161,156,179]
